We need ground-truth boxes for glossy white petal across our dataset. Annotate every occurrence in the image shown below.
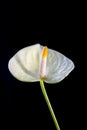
[45,49,74,83]
[8,44,74,83]
[8,44,43,82]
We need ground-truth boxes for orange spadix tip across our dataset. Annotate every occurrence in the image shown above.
[42,46,48,58]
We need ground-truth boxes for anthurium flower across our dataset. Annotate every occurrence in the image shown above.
[8,44,75,130]
[8,44,74,83]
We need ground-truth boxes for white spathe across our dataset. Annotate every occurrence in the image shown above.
[8,44,75,83]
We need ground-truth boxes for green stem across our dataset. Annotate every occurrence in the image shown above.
[40,80,61,130]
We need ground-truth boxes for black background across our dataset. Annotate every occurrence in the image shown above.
[0,1,83,130]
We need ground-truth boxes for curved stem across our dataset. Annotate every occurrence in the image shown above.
[40,80,61,130]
